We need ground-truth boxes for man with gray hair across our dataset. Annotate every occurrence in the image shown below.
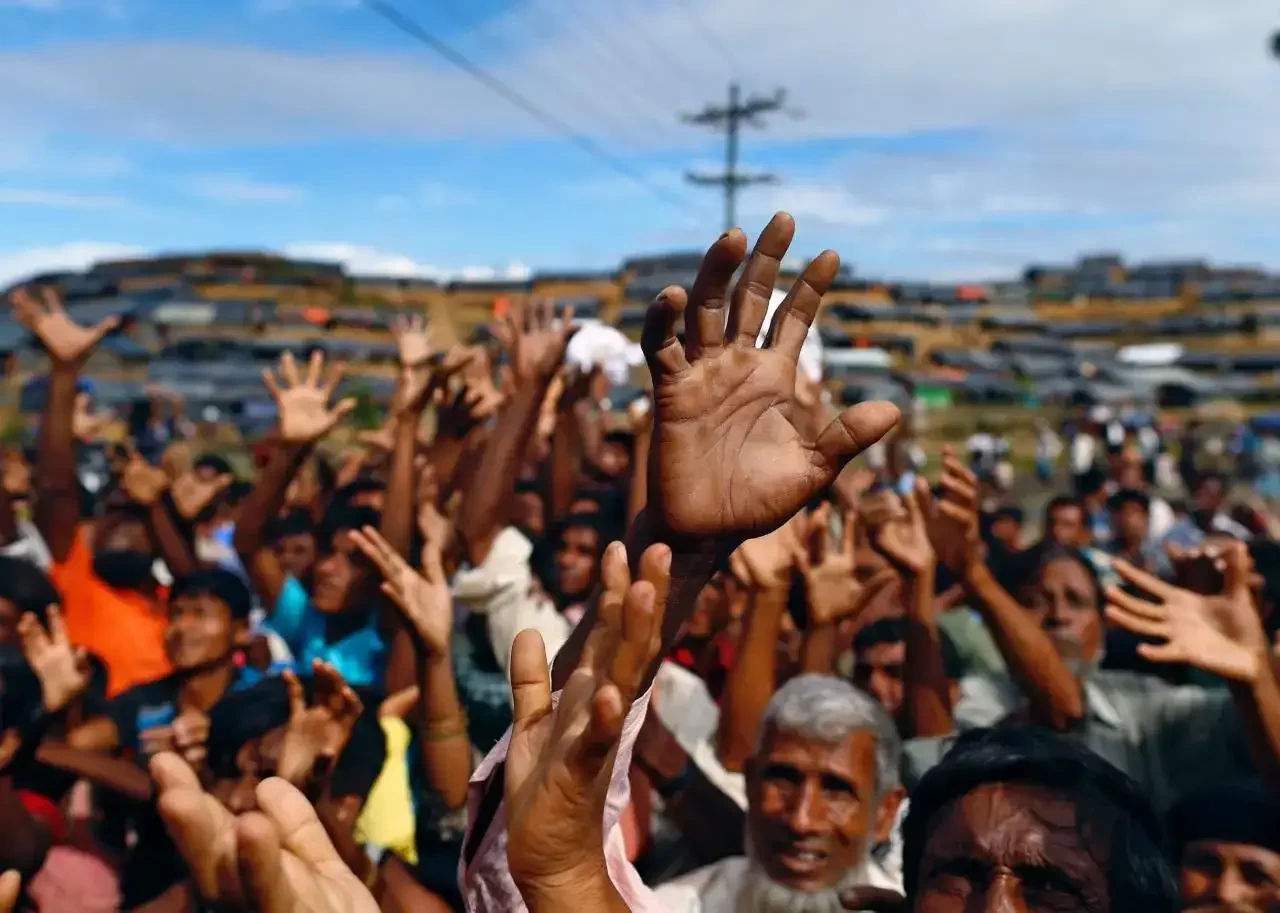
[656,674,906,913]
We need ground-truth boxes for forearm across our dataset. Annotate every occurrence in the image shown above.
[417,651,471,810]
[801,621,839,674]
[966,563,1084,729]
[902,567,953,737]
[1230,651,1280,792]
[35,363,81,560]
[233,442,311,559]
[381,410,420,559]
[34,741,154,802]
[627,427,651,525]
[549,413,580,522]
[149,498,199,577]
[458,382,549,566]
[716,587,787,773]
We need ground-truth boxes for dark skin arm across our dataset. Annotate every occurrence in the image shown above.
[626,403,652,525]
[234,441,311,609]
[717,585,788,773]
[149,498,200,577]
[34,740,154,802]
[417,649,471,809]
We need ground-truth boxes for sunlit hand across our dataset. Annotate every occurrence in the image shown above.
[927,449,983,578]
[640,213,899,540]
[873,483,937,576]
[277,662,363,788]
[792,505,888,625]
[263,352,356,444]
[730,514,803,592]
[1106,544,1268,683]
[72,392,113,440]
[496,298,578,385]
[505,541,670,897]
[10,285,120,366]
[152,753,379,913]
[121,452,171,506]
[349,525,452,656]
[171,469,233,520]
[17,605,89,713]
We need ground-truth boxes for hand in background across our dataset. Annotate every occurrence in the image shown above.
[349,525,453,656]
[263,352,355,445]
[276,662,363,788]
[17,604,89,713]
[10,285,119,366]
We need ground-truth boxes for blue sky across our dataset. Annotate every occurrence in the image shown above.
[4,0,1280,285]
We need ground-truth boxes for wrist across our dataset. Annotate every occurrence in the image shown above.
[516,858,616,913]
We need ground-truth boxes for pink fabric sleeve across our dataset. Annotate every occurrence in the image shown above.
[459,687,668,913]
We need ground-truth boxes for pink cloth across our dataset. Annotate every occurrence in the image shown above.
[26,845,121,913]
[460,687,667,913]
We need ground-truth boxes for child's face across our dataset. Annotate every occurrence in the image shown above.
[165,593,243,671]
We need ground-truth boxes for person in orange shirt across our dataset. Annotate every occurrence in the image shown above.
[12,286,203,698]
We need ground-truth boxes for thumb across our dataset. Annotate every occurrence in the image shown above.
[840,885,906,913]
[235,814,294,913]
[1224,540,1250,599]
[90,315,121,344]
[0,870,19,913]
[509,629,552,730]
[814,402,901,474]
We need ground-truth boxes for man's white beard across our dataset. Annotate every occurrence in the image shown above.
[739,836,872,913]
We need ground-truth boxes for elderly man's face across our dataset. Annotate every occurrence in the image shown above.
[914,782,1109,913]
[746,727,893,892]
[1181,840,1280,913]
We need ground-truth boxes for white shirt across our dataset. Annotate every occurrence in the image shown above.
[655,853,903,913]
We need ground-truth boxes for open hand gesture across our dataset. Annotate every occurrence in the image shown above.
[152,753,379,913]
[792,505,886,625]
[730,513,803,592]
[277,662,363,788]
[1105,543,1268,683]
[262,352,355,444]
[349,525,452,656]
[873,483,937,576]
[641,213,899,540]
[17,605,88,713]
[121,451,170,506]
[505,541,670,895]
[928,449,982,577]
[392,313,433,368]
[10,286,119,365]
[171,469,234,520]
[496,298,577,384]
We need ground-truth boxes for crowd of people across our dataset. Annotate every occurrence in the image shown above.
[2,212,1280,913]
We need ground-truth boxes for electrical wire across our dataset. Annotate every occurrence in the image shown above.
[362,0,688,210]
[669,0,739,78]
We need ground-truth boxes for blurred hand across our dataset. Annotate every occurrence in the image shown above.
[927,449,983,578]
[495,298,577,385]
[731,514,803,592]
[152,753,379,913]
[640,213,898,541]
[17,604,89,713]
[873,483,937,576]
[171,469,233,520]
[505,540,669,898]
[171,708,211,770]
[263,352,355,444]
[792,504,890,625]
[10,285,119,366]
[0,450,30,498]
[277,662,363,788]
[0,870,19,913]
[349,525,453,656]
[122,451,170,506]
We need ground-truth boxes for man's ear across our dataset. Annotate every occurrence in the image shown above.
[874,785,906,845]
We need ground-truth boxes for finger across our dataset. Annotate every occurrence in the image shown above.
[0,871,19,912]
[858,567,899,611]
[812,401,901,475]
[808,504,829,565]
[379,685,421,720]
[902,486,924,532]
[1111,559,1173,601]
[214,474,234,495]
[331,398,357,424]
[635,543,672,645]
[939,472,977,508]
[254,777,344,869]
[685,229,747,361]
[1104,585,1165,620]
[282,669,305,718]
[261,369,281,402]
[1136,642,1184,666]
[600,540,631,600]
[322,362,346,401]
[727,212,794,346]
[152,753,239,902]
[235,814,292,913]
[937,500,973,527]
[89,315,121,345]
[509,629,553,729]
[1105,605,1169,640]
[585,683,628,760]
[640,287,692,377]
[604,581,656,719]
[764,249,839,360]
[40,286,63,315]
[1223,540,1251,598]
[422,540,446,584]
[280,352,299,387]
[789,543,810,574]
[941,452,979,489]
[305,350,323,388]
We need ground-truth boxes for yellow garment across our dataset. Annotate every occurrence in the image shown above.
[354,717,418,865]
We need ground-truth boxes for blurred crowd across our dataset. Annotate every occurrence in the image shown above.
[2,214,1280,913]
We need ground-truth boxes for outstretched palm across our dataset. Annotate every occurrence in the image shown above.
[10,286,119,365]
[263,351,356,444]
[643,214,899,540]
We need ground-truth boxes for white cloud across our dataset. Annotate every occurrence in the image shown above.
[0,241,143,287]
[0,187,127,208]
[189,175,305,203]
[281,242,532,281]
[747,184,885,229]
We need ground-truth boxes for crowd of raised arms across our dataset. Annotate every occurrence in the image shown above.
[3,213,1280,913]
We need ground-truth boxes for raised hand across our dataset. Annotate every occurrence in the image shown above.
[1105,544,1268,682]
[121,451,171,506]
[10,286,119,366]
[171,468,233,520]
[873,483,937,576]
[152,753,379,913]
[792,505,884,625]
[262,352,356,444]
[496,298,577,384]
[348,525,452,656]
[641,213,899,540]
[276,662,363,787]
[392,313,433,368]
[730,513,803,592]
[17,605,88,712]
[505,541,670,895]
[928,449,983,577]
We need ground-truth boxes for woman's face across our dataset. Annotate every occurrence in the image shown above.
[1025,557,1103,665]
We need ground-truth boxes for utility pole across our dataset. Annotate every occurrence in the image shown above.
[684,83,786,232]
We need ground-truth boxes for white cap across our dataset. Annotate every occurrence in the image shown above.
[757,288,824,383]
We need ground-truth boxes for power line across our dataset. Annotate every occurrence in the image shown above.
[684,83,787,231]
[669,0,739,78]
[362,0,686,210]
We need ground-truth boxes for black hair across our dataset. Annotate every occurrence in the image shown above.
[991,505,1024,524]
[333,477,386,509]
[313,454,337,497]
[1000,543,1103,611]
[853,616,963,680]
[269,508,318,543]
[902,726,1176,913]
[194,454,234,477]
[1044,495,1084,525]
[1193,470,1226,494]
[601,429,635,449]
[1107,488,1150,514]
[170,568,254,622]
[1075,466,1107,498]
[0,557,60,624]
[1169,781,1280,855]
[225,480,253,508]
[207,676,387,799]
[319,504,381,551]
